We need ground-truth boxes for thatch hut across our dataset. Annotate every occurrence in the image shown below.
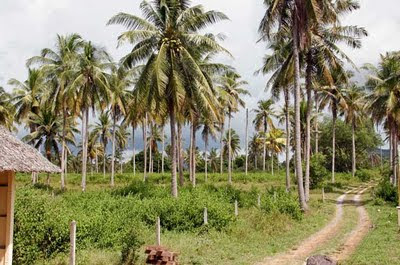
[0,127,60,265]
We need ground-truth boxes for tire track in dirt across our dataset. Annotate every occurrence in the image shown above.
[255,186,362,265]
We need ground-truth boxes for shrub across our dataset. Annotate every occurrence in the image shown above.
[261,187,302,220]
[374,180,398,205]
[120,228,143,265]
[309,153,328,189]
[355,169,377,182]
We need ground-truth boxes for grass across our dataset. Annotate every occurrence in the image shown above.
[13,170,368,265]
[344,192,400,265]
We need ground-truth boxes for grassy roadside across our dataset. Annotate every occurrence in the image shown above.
[12,171,365,265]
[344,191,400,265]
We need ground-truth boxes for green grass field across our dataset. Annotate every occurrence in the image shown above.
[13,170,391,265]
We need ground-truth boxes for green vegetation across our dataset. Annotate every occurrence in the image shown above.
[13,171,360,265]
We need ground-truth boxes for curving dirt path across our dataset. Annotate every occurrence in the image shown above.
[330,186,372,262]
[255,185,371,265]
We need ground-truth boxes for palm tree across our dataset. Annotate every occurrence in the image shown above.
[342,84,366,177]
[107,64,132,186]
[27,34,84,189]
[219,72,249,184]
[70,41,110,191]
[265,128,286,175]
[0,87,15,130]
[200,112,218,182]
[319,70,348,183]
[9,68,45,131]
[209,148,218,173]
[365,52,400,186]
[108,0,229,197]
[249,133,263,170]
[91,111,113,178]
[223,129,241,171]
[253,99,275,172]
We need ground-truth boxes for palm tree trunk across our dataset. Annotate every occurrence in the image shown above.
[228,111,232,184]
[169,105,178,198]
[314,90,319,154]
[332,103,337,183]
[292,17,307,210]
[189,122,193,182]
[143,114,147,181]
[394,126,398,187]
[263,117,267,172]
[220,121,224,175]
[149,124,153,175]
[305,52,312,202]
[205,134,208,182]
[245,108,249,175]
[111,111,116,187]
[103,139,106,178]
[132,126,136,176]
[285,87,291,191]
[96,152,99,173]
[178,122,184,186]
[352,118,356,177]
[271,152,274,175]
[81,108,89,192]
[161,125,165,174]
[192,120,197,187]
[61,104,66,190]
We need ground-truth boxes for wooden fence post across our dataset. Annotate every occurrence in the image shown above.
[69,220,76,265]
[234,200,238,217]
[397,206,400,227]
[257,194,261,208]
[322,188,325,203]
[204,207,208,225]
[156,217,161,246]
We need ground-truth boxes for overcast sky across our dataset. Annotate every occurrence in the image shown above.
[1,0,399,153]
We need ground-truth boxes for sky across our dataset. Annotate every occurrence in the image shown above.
[0,0,399,156]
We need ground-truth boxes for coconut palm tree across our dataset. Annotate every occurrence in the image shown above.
[0,87,15,130]
[107,64,133,186]
[26,34,83,189]
[200,112,218,182]
[365,51,400,187]
[249,133,263,170]
[219,72,249,184]
[253,99,276,172]
[223,129,241,171]
[209,148,218,173]
[108,0,229,197]
[9,68,45,131]
[319,69,348,183]
[91,111,113,178]
[69,41,110,191]
[265,128,286,175]
[342,84,366,177]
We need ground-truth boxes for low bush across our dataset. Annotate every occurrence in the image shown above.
[374,180,398,205]
[355,169,378,182]
[261,187,303,220]
[309,154,329,189]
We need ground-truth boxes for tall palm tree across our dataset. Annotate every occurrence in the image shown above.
[107,64,132,186]
[0,87,15,130]
[200,112,218,182]
[365,51,400,187]
[26,34,83,190]
[91,111,113,178]
[223,129,241,170]
[219,72,249,184]
[342,84,366,177]
[265,128,286,175]
[253,99,276,172]
[108,0,229,197]
[70,41,110,191]
[319,69,348,183]
[9,68,45,131]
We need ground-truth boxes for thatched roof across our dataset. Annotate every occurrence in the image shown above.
[0,127,61,173]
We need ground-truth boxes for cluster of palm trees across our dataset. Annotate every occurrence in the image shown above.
[0,0,399,209]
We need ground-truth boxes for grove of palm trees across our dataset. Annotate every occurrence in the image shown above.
[0,0,399,264]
